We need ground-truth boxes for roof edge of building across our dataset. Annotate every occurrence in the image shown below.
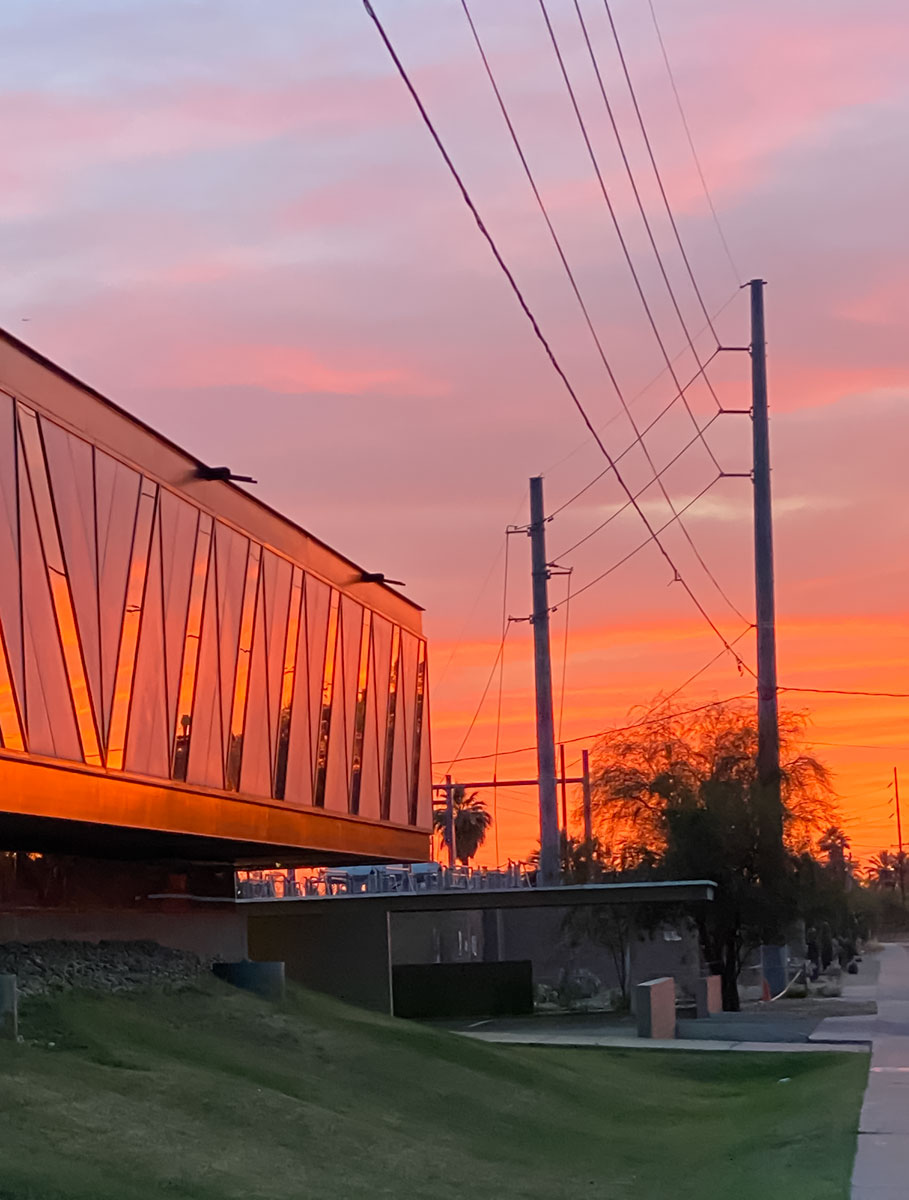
[0,326,423,614]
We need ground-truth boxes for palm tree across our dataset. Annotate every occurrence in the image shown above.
[432,785,492,864]
[819,826,852,875]
[868,850,901,890]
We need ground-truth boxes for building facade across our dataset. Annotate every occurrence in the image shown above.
[0,330,430,864]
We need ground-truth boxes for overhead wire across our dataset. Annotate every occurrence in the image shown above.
[546,349,719,520]
[542,289,741,482]
[554,476,729,607]
[556,568,573,742]
[458,0,747,626]
[361,0,750,676]
[598,0,729,338]
[551,419,723,560]
[440,689,756,766]
[533,0,747,623]
[440,621,513,775]
[646,0,741,286]
[571,0,725,368]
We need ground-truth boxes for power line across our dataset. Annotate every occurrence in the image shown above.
[535,0,722,432]
[491,528,511,864]
[551,419,724,560]
[441,622,513,775]
[542,290,741,482]
[438,689,756,766]
[460,0,740,623]
[362,0,750,676]
[556,476,732,607]
[780,686,909,700]
[646,0,741,285]
[534,0,747,624]
[599,0,728,338]
[546,350,719,520]
[556,568,573,741]
[572,0,723,360]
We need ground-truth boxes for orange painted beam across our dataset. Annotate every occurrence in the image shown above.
[0,750,429,863]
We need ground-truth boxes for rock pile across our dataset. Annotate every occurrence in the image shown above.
[0,939,209,998]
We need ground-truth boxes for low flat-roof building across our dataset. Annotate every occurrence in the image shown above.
[0,330,430,866]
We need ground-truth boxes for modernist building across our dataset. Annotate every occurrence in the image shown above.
[0,330,430,866]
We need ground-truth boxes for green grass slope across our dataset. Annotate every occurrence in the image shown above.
[0,980,865,1200]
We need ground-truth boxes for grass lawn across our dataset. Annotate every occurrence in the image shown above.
[0,980,866,1200]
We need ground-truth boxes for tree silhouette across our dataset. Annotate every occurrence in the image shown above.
[432,785,492,864]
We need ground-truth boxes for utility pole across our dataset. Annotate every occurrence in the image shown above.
[894,767,905,904]
[559,743,568,834]
[582,749,593,846]
[444,773,457,869]
[750,280,783,873]
[529,476,561,887]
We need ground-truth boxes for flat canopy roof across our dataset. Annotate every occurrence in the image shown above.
[240,879,716,913]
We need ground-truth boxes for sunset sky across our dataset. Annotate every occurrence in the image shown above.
[2,0,907,865]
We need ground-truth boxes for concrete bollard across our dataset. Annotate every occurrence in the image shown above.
[635,976,676,1039]
[212,960,285,1002]
[694,975,723,1019]
[0,974,18,1041]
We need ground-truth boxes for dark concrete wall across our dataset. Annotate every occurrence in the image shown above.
[248,905,393,1013]
[0,906,248,960]
[388,910,485,966]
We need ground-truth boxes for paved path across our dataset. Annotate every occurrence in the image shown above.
[462,1028,866,1054]
[837,944,909,1200]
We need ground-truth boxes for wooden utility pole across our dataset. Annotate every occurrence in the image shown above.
[559,743,568,834]
[750,280,783,871]
[529,476,561,887]
[895,767,905,904]
[582,749,593,844]
[444,773,457,868]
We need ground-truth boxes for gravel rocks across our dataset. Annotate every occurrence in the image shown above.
[0,939,209,998]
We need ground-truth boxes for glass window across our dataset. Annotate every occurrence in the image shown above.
[303,575,330,795]
[0,395,23,751]
[261,551,291,770]
[399,631,420,802]
[158,488,201,758]
[184,555,224,790]
[312,589,340,807]
[40,418,101,719]
[409,640,428,825]
[274,567,303,801]
[123,511,170,779]
[381,624,401,821]
[238,580,273,798]
[356,616,382,821]
[18,405,101,765]
[18,438,81,761]
[225,542,260,791]
[214,521,248,757]
[171,513,212,781]
[416,662,433,829]
[388,675,409,827]
[348,609,372,815]
[106,479,157,770]
[95,448,141,740]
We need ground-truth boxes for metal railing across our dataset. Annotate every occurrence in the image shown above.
[235,861,533,901]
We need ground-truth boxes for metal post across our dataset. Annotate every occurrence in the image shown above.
[529,476,561,887]
[559,743,568,835]
[444,773,457,869]
[582,749,593,845]
[750,280,783,869]
[895,767,905,904]
[0,975,17,1041]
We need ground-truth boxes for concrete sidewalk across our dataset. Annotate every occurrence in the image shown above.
[843,944,909,1200]
[461,1027,867,1054]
